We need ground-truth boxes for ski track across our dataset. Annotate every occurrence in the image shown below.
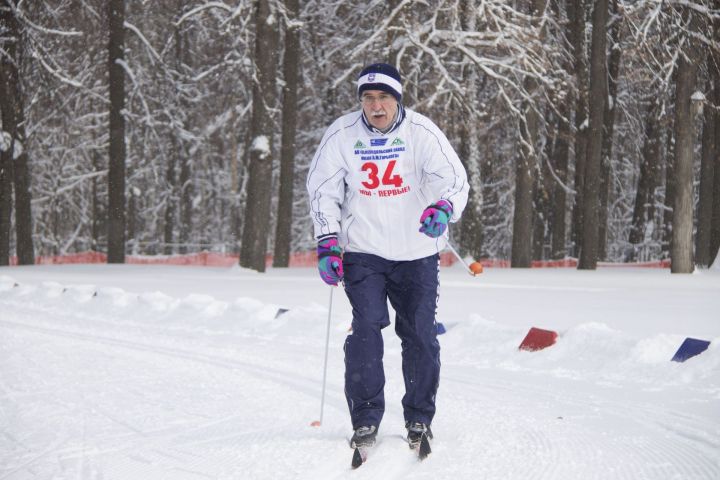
[1,275,719,479]
[441,371,719,480]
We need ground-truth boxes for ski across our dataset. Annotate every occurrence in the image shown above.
[351,434,430,468]
[351,446,369,468]
[417,432,432,460]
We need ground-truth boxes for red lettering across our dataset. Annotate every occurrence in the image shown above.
[361,161,404,190]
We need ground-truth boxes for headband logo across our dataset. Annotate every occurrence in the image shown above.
[368,73,376,81]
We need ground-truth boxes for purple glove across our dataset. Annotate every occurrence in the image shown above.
[317,234,343,285]
[419,200,453,238]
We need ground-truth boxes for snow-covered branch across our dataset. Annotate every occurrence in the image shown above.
[124,21,161,64]
[175,1,234,27]
[9,2,83,37]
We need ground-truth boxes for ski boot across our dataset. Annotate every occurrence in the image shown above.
[350,425,377,449]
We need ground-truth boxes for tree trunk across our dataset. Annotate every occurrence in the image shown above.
[164,152,176,255]
[512,108,537,268]
[662,117,675,257]
[273,0,300,268]
[511,0,547,268]
[0,0,33,265]
[597,0,622,261]
[551,102,571,259]
[458,0,484,260]
[240,0,279,272]
[13,133,32,264]
[548,0,574,260]
[703,18,720,267]
[92,153,102,251]
[0,144,11,266]
[175,9,192,255]
[671,18,702,273]
[712,73,720,265]
[179,150,192,254]
[107,0,126,263]
[0,7,15,266]
[628,98,663,256]
[533,118,554,260]
[578,0,608,270]
[127,187,136,254]
[696,77,717,268]
[459,114,484,259]
[569,0,588,258]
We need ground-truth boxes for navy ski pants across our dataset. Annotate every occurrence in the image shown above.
[342,252,441,430]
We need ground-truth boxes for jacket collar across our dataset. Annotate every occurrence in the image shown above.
[361,103,406,135]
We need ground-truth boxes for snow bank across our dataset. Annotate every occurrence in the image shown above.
[1,266,718,479]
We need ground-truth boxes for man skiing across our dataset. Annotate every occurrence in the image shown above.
[306,63,469,460]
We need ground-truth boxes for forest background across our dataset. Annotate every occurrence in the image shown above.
[1,0,719,273]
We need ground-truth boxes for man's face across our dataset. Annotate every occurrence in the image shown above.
[360,90,398,131]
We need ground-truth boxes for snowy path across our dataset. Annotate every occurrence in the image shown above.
[1,266,719,479]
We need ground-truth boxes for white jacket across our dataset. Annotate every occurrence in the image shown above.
[306,107,469,261]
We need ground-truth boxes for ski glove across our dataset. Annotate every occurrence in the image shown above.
[317,234,344,286]
[419,200,453,238]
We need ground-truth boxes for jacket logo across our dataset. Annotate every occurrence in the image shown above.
[390,138,405,146]
[354,140,367,149]
[370,138,388,147]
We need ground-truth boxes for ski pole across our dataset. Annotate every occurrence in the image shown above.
[311,286,334,427]
[445,241,483,276]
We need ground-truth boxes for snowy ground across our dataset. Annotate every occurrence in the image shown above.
[1,263,719,479]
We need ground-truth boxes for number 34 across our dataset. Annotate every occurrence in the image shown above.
[361,160,403,189]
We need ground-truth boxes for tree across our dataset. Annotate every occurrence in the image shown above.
[696,73,717,268]
[628,97,664,258]
[0,0,34,265]
[240,0,279,272]
[511,103,537,267]
[671,9,703,273]
[548,0,576,260]
[4,0,719,270]
[569,0,588,258]
[697,17,720,268]
[457,0,484,260]
[107,0,126,263]
[273,0,301,268]
[597,0,623,260]
[0,1,16,265]
[550,106,571,260]
[174,8,194,256]
[712,72,720,265]
[511,0,548,268]
[0,129,11,265]
[578,0,609,270]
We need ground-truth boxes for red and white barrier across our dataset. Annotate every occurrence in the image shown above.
[8,251,672,269]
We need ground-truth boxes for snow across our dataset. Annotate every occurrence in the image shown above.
[11,140,22,160]
[691,90,705,102]
[0,133,23,159]
[250,135,270,156]
[1,264,719,479]
[0,131,10,152]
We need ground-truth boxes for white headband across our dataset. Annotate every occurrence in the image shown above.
[357,73,402,97]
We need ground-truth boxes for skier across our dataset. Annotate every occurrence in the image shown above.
[306,63,469,459]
